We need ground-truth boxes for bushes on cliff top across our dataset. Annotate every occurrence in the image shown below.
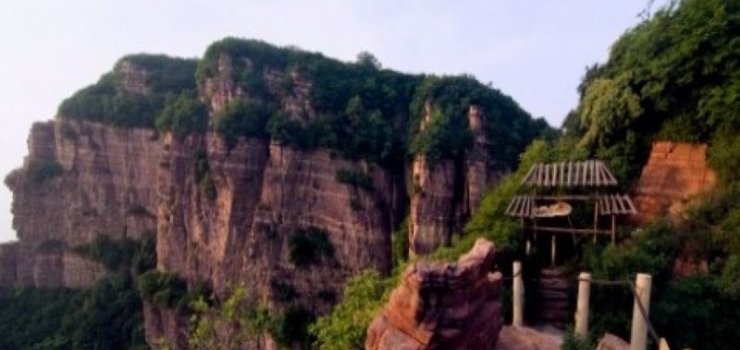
[155,91,208,139]
[197,38,550,169]
[572,0,740,185]
[59,55,197,129]
[57,38,551,171]
[214,99,272,148]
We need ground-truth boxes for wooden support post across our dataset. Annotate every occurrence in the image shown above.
[550,234,556,267]
[575,272,591,337]
[526,239,531,256]
[513,261,524,327]
[611,214,616,245]
[630,274,653,350]
[593,202,599,243]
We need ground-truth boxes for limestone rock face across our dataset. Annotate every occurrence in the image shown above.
[366,238,505,350]
[157,132,399,300]
[633,141,716,224]
[2,119,158,287]
[409,105,495,255]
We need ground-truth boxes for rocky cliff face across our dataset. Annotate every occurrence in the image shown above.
[366,238,505,350]
[1,118,159,287]
[4,40,533,349]
[409,105,494,255]
[632,141,717,224]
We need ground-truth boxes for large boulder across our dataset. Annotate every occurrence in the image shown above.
[366,238,504,350]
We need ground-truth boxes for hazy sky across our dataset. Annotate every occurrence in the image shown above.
[0,0,668,242]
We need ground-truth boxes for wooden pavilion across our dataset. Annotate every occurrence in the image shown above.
[505,160,637,266]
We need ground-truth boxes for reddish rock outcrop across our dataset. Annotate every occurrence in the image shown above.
[495,326,561,350]
[366,238,504,350]
[633,141,716,224]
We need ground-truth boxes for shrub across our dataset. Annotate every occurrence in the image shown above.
[155,91,208,139]
[561,328,596,350]
[26,159,63,184]
[214,100,271,149]
[392,217,409,266]
[271,279,299,303]
[289,227,335,267]
[273,304,316,348]
[138,271,189,310]
[0,272,148,350]
[335,169,373,191]
[193,150,217,201]
[71,235,139,271]
[310,270,394,350]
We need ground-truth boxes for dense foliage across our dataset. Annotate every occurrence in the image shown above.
[59,55,197,129]
[334,169,373,192]
[186,286,316,350]
[289,227,335,268]
[195,38,550,169]
[551,2,740,348]
[309,271,394,350]
[0,235,156,350]
[71,233,156,272]
[155,92,208,139]
[0,273,147,350]
[569,0,740,182]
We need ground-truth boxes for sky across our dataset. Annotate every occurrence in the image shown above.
[0,0,669,242]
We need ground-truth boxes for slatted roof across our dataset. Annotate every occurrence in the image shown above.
[505,195,637,218]
[596,194,638,215]
[521,160,618,187]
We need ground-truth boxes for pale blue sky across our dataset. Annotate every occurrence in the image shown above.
[0,0,668,242]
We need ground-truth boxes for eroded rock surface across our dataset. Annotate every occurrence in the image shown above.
[409,105,495,255]
[366,238,504,350]
[633,141,716,224]
[1,119,157,287]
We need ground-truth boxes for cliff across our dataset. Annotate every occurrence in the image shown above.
[3,38,548,349]
[1,118,159,287]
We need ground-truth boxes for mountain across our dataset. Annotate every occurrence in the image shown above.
[1,38,550,349]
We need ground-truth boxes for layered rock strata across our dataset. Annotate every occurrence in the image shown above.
[632,141,716,224]
[409,105,494,255]
[2,119,159,287]
[366,238,505,350]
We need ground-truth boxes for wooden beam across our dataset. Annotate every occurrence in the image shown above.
[522,164,537,185]
[523,226,613,235]
[532,195,594,200]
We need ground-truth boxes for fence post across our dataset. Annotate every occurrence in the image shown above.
[575,272,591,337]
[630,273,653,350]
[513,261,524,327]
